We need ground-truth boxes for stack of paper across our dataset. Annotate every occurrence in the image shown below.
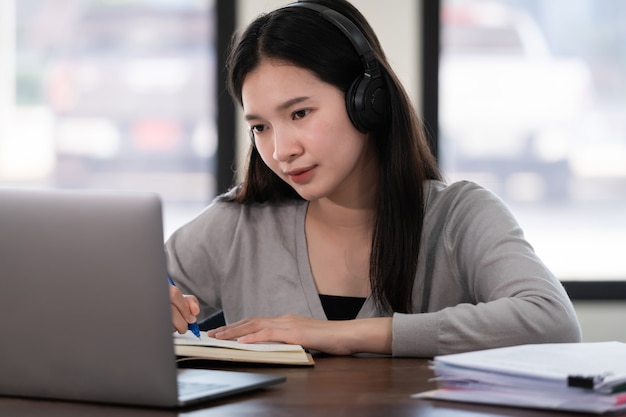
[414,342,626,414]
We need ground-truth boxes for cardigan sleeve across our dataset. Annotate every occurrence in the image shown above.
[391,181,581,357]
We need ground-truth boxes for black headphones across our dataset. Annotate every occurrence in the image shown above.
[285,1,389,132]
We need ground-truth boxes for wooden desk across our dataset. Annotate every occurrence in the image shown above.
[0,356,567,416]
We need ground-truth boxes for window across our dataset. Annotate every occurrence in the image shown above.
[437,0,626,292]
[2,0,219,238]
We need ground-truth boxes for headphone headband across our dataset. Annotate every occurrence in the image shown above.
[286,2,380,77]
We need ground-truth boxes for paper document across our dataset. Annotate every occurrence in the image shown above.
[414,342,626,414]
[174,331,305,352]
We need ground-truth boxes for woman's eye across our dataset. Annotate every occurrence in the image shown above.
[292,109,310,120]
[251,124,266,134]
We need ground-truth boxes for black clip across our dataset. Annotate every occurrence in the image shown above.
[567,374,605,390]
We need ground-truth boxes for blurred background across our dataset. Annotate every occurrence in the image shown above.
[1,0,217,237]
[1,0,625,287]
[439,0,626,282]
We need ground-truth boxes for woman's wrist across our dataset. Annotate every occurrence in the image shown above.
[345,317,393,355]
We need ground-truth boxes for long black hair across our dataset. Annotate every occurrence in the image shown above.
[224,0,441,314]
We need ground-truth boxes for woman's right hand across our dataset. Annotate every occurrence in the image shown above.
[169,285,200,335]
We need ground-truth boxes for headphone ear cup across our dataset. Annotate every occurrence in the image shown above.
[346,74,389,132]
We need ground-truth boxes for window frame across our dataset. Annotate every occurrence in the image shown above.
[216,1,237,194]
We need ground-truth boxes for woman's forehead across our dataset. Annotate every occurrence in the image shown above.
[241,60,333,109]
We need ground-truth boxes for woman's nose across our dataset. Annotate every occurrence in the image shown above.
[272,126,302,162]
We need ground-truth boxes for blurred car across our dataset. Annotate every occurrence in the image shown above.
[439,1,592,200]
[42,1,216,184]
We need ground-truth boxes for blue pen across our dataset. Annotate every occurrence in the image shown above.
[168,276,201,339]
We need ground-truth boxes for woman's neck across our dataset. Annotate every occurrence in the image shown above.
[305,194,375,298]
[307,197,375,231]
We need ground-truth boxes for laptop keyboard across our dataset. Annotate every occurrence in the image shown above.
[178,381,229,396]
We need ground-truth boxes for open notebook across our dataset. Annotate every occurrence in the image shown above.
[0,188,285,408]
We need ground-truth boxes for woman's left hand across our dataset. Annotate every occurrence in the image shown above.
[206,314,392,356]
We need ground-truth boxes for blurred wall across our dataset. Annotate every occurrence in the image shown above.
[573,301,626,342]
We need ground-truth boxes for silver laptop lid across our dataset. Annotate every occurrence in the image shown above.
[0,188,180,407]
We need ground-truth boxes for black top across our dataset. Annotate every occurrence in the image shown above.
[319,294,366,321]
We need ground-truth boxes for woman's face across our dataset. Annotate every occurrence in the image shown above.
[241,59,377,203]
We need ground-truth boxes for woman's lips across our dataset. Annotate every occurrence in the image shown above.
[286,166,315,184]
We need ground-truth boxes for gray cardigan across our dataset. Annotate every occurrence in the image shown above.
[165,180,582,357]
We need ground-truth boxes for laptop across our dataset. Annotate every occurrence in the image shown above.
[0,187,285,408]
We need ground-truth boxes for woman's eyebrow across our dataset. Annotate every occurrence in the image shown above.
[245,96,311,121]
[277,96,310,111]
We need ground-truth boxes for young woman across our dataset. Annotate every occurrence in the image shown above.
[167,0,581,357]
